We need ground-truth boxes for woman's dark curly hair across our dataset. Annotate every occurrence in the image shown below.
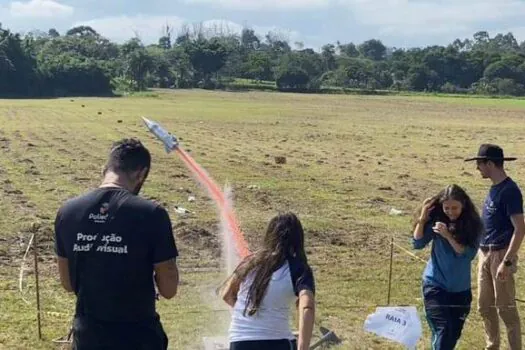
[413,184,483,248]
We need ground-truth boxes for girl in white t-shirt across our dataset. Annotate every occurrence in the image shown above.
[219,212,316,350]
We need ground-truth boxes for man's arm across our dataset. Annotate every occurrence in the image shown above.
[151,206,179,299]
[504,213,525,262]
[54,210,73,292]
[496,186,525,280]
[57,256,73,292]
[154,258,179,299]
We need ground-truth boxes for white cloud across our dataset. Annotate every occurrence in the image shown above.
[200,19,304,44]
[183,0,329,10]
[74,16,308,46]
[8,0,73,18]
[74,15,187,44]
[338,0,525,37]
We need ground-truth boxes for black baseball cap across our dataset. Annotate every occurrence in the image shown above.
[464,144,517,162]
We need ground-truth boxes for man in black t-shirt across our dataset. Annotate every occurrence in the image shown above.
[54,138,179,350]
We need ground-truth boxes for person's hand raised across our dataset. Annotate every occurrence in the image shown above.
[419,197,436,223]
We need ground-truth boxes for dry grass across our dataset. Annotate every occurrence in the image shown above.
[1,90,525,349]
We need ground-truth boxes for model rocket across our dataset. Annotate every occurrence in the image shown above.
[142,117,179,153]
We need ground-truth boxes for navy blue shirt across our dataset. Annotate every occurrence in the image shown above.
[481,177,523,249]
[288,256,316,296]
[54,187,178,323]
[413,222,478,293]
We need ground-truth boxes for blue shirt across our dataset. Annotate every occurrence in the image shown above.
[481,177,523,249]
[413,222,478,293]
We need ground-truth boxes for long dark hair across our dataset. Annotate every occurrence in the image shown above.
[413,184,483,248]
[234,212,307,317]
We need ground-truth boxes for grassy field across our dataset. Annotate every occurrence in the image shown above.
[1,89,525,349]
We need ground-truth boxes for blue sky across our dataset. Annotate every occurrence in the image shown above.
[1,0,525,50]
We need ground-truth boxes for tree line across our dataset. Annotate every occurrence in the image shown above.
[2,22,525,97]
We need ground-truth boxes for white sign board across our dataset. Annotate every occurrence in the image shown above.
[363,306,422,349]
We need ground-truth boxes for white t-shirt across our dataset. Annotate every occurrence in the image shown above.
[228,257,315,343]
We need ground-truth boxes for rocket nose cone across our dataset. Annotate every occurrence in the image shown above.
[142,117,156,129]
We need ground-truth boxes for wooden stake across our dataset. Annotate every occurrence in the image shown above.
[386,236,394,305]
[33,233,42,340]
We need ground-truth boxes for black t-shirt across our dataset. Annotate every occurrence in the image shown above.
[54,187,178,323]
[288,256,315,296]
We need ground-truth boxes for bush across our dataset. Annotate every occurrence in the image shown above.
[471,78,498,95]
[275,67,310,92]
[441,82,457,93]
[112,76,139,92]
[495,78,525,96]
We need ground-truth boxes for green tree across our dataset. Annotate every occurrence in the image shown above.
[123,39,153,91]
[39,54,113,96]
[147,47,174,88]
[359,39,386,61]
[275,66,310,91]
[48,28,60,38]
[241,28,260,51]
[337,42,359,57]
[166,46,193,88]
[0,28,39,96]
[184,37,229,87]
[243,51,273,81]
[494,78,524,95]
[321,44,337,71]
[66,26,99,37]
[158,24,173,50]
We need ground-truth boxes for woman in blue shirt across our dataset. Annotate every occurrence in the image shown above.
[413,184,483,350]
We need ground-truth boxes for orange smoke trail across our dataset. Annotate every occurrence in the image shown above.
[174,148,250,259]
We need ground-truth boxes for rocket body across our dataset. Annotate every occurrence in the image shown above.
[142,117,179,153]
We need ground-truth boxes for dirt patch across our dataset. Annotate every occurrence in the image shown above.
[309,224,391,257]
[0,220,54,268]
[57,148,71,154]
[72,176,91,183]
[254,191,271,208]
[0,134,11,151]
[174,223,220,258]
[310,229,349,247]
[401,190,418,201]
[170,173,189,179]
[274,156,287,164]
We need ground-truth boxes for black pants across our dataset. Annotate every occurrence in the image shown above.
[423,284,472,350]
[230,339,297,350]
[71,314,168,350]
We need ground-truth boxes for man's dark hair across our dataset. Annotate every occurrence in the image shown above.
[105,138,151,174]
[478,158,504,168]
[490,158,504,168]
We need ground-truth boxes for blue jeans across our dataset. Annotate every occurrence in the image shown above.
[423,284,472,350]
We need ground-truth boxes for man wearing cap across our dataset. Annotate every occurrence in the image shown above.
[466,144,524,350]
